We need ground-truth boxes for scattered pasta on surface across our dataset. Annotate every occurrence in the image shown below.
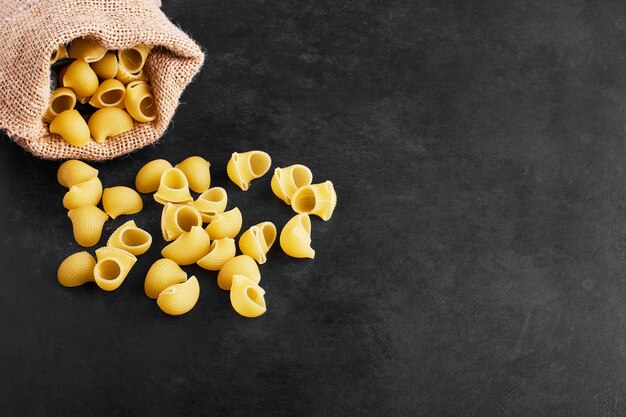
[157,276,200,316]
[190,187,227,222]
[230,275,266,318]
[279,213,315,259]
[62,176,103,210]
[57,251,96,287]
[144,258,188,299]
[238,222,276,264]
[154,167,193,204]
[226,150,271,191]
[107,220,152,256]
[67,205,109,247]
[135,159,172,193]
[161,203,203,241]
[270,164,313,205]
[197,237,236,271]
[205,207,242,240]
[175,156,211,193]
[217,255,261,291]
[93,247,137,291]
[161,226,211,265]
[57,159,98,188]
[102,186,143,219]
[291,180,337,221]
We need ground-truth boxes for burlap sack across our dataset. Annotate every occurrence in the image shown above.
[0,0,204,161]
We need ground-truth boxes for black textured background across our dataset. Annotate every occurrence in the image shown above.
[2,0,625,415]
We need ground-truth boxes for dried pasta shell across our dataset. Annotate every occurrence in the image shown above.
[279,213,315,259]
[90,52,118,79]
[291,180,337,221]
[175,156,211,193]
[62,60,99,98]
[161,203,202,241]
[230,275,266,318]
[118,45,151,73]
[238,222,276,264]
[144,258,187,299]
[197,238,236,271]
[88,108,134,143]
[107,220,152,256]
[50,44,68,64]
[116,65,149,85]
[157,276,200,316]
[50,109,90,147]
[88,79,126,108]
[161,226,211,265]
[205,207,242,240]
[135,159,172,193]
[57,159,98,188]
[270,164,313,205]
[93,247,137,291]
[67,206,109,247]
[102,186,143,219]
[153,168,193,204]
[57,251,96,287]
[44,87,76,122]
[226,150,271,191]
[68,37,107,63]
[62,176,103,209]
[216,255,260,291]
[190,187,227,222]
[124,81,156,123]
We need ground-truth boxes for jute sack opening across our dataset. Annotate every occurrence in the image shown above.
[0,0,204,161]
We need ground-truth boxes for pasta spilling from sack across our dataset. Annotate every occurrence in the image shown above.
[45,38,158,148]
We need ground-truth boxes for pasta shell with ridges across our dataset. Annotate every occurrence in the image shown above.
[62,176,103,209]
[238,222,276,264]
[197,238,236,271]
[291,181,337,221]
[161,203,202,242]
[190,187,227,221]
[226,150,272,191]
[116,66,149,84]
[118,45,152,73]
[175,156,211,193]
[50,109,91,147]
[217,255,260,291]
[88,108,134,143]
[153,168,193,204]
[135,159,172,194]
[62,60,99,97]
[90,52,118,79]
[57,160,98,188]
[279,214,315,259]
[44,87,77,122]
[68,37,107,63]
[205,207,242,240]
[50,44,68,64]
[107,220,152,256]
[102,186,143,219]
[161,226,211,265]
[230,275,266,318]
[124,81,156,123]
[144,258,187,299]
[157,276,200,316]
[67,205,109,247]
[88,79,126,108]
[94,247,137,291]
[57,251,96,287]
[270,164,313,205]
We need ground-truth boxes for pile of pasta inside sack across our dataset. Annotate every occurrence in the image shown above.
[57,151,337,318]
[47,38,157,147]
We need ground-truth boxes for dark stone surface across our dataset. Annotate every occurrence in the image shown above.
[2,0,626,415]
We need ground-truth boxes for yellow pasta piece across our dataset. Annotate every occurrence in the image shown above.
[279,213,315,259]
[49,109,90,147]
[62,60,99,98]
[116,65,149,85]
[50,44,68,64]
[216,255,260,291]
[175,156,211,193]
[238,222,276,264]
[161,226,211,265]
[230,275,266,318]
[68,37,108,63]
[102,186,143,219]
[205,207,242,240]
[90,52,118,79]
[161,203,202,241]
[88,79,126,108]
[197,237,236,271]
[190,187,228,222]
[118,45,152,73]
[144,258,187,299]
[124,81,156,123]
[107,220,152,256]
[57,159,98,188]
[291,180,337,221]
[57,251,96,287]
[44,87,76,122]
[88,108,134,143]
[226,150,272,191]
[157,276,200,316]
[62,176,103,210]
[135,159,172,193]
[270,164,313,205]
[93,247,137,291]
[153,168,193,204]
[67,205,109,247]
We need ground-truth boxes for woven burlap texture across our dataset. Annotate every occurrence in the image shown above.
[0,0,204,161]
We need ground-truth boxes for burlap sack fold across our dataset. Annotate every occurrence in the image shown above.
[0,0,204,161]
